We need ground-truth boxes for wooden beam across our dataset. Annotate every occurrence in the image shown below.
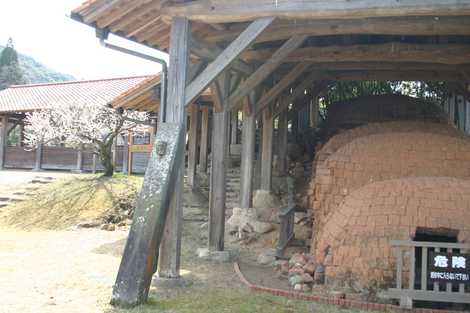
[255,62,310,115]
[209,71,230,251]
[260,108,273,191]
[203,16,470,44]
[159,17,191,279]
[0,115,7,170]
[162,0,470,23]
[199,106,210,173]
[228,35,309,110]
[190,37,253,76]
[316,70,464,81]
[184,17,275,107]
[307,62,470,72]
[242,43,470,65]
[187,104,199,189]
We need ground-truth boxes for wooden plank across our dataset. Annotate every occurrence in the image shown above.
[203,17,470,44]
[0,115,7,170]
[391,240,470,249]
[184,17,275,107]
[409,247,415,290]
[421,247,428,291]
[159,17,191,279]
[239,93,257,208]
[446,248,453,293]
[260,108,273,191]
[397,248,403,289]
[241,43,470,65]
[187,104,200,189]
[434,247,440,291]
[385,288,470,304]
[457,96,466,130]
[199,107,210,173]
[209,71,230,251]
[466,100,470,135]
[161,0,470,24]
[228,35,309,110]
[255,62,311,115]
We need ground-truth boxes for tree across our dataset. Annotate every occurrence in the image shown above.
[0,38,24,90]
[24,103,149,177]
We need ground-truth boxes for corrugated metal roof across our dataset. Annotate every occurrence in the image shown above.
[0,76,151,113]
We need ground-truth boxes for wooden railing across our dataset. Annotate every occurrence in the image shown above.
[382,240,470,308]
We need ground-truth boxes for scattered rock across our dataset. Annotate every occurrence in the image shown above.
[252,190,282,221]
[294,212,308,224]
[294,283,302,291]
[301,284,312,292]
[289,253,308,267]
[107,224,116,231]
[252,221,274,234]
[289,275,304,286]
[303,262,316,275]
[301,273,314,284]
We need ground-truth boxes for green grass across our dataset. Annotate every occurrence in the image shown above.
[2,173,143,230]
[106,288,369,313]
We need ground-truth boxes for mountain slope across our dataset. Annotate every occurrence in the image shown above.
[0,45,75,84]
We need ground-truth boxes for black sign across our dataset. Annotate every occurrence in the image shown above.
[428,251,470,284]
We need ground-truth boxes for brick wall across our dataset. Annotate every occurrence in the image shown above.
[313,177,470,289]
[311,131,470,233]
[325,94,447,136]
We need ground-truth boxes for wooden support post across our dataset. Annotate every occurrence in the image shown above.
[34,144,43,171]
[0,115,7,170]
[158,17,191,279]
[466,99,470,135]
[92,153,97,174]
[122,134,129,174]
[231,110,238,145]
[187,104,199,189]
[208,72,230,251]
[277,104,288,175]
[449,94,456,125]
[291,107,299,139]
[76,144,84,172]
[457,95,465,131]
[199,107,209,173]
[239,95,257,208]
[260,107,273,191]
[310,97,319,128]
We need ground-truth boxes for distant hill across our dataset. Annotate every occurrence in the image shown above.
[0,45,75,84]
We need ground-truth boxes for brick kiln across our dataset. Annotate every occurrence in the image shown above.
[308,96,470,290]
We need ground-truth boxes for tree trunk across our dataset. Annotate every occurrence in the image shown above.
[99,143,114,177]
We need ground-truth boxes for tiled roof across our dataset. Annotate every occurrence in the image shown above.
[0,76,151,113]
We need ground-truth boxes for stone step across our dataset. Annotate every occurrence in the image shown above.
[0,201,9,208]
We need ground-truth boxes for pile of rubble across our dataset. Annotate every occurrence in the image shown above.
[275,253,323,292]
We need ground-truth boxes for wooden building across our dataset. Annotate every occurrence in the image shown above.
[70,0,470,308]
[0,76,155,173]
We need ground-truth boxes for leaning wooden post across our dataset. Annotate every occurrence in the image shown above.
[187,104,199,189]
[0,115,7,170]
[209,73,230,251]
[260,106,274,191]
[277,101,288,175]
[199,106,209,173]
[158,17,191,279]
[239,94,257,208]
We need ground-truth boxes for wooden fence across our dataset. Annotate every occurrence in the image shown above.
[382,240,470,308]
[3,145,148,174]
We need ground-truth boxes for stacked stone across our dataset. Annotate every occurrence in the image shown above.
[275,253,320,292]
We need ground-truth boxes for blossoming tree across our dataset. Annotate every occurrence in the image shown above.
[24,102,149,176]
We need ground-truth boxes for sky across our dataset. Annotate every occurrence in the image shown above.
[0,0,169,80]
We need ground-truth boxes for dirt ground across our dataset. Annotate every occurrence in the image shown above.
[0,170,71,193]
[0,173,340,313]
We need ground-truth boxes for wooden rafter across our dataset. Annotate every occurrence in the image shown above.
[184,16,275,107]
[203,16,470,44]
[255,62,311,115]
[241,42,470,65]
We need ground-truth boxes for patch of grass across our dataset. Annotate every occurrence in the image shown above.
[106,288,371,313]
[1,173,143,230]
